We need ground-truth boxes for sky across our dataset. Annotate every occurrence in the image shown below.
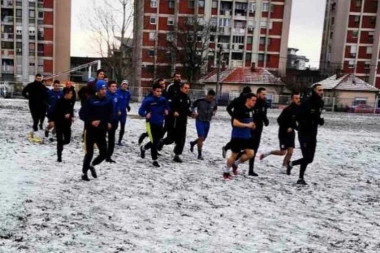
[70,0,326,69]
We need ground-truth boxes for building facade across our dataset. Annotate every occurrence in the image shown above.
[0,0,71,83]
[133,0,292,87]
[320,0,380,88]
[287,48,309,70]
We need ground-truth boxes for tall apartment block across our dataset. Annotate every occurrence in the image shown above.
[0,0,71,83]
[133,0,292,87]
[320,0,380,88]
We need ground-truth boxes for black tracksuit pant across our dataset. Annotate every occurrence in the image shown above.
[29,103,47,131]
[56,126,71,160]
[248,126,263,174]
[107,121,118,159]
[163,117,187,155]
[82,127,107,174]
[291,133,317,179]
[143,123,164,160]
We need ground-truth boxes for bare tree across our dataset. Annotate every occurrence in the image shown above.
[83,0,133,82]
[166,16,214,84]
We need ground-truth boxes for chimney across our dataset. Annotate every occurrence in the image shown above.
[251,62,256,72]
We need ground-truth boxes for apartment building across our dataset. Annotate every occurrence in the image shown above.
[0,0,71,83]
[320,0,380,88]
[133,0,292,87]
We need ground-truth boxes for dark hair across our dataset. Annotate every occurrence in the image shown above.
[108,80,116,87]
[53,79,60,84]
[207,89,216,96]
[154,78,165,86]
[35,73,42,77]
[96,69,105,75]
[152,83,162,90]
[242,86,252,93]
[257,87,266,94]
[291,92,300,98]
[180,82,190,87]
[63,88,73,95]
[313,84,322,90]
[245,93,256,100]
[173,73,181,77]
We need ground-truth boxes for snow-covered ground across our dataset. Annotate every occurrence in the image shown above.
[0,98,380,252]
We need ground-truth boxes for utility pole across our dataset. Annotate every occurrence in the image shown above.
[216,46,223,97]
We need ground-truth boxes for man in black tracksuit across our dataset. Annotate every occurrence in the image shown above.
[222,86,252,158]
[248,87,269,176]
[81,80,113,181]
[48,88,75,162]
[163,73,182,137]
[22,73,49,131]
[288,84,324,185]
[160,82,193,163]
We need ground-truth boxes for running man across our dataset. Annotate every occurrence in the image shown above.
[116,80,131,146]
[189,89,217,160]
[48,88,75,162]
[138,83,169,167]
[223,93,257,180]
[106,81,119,163]
[260,92,301,173]
[81,80,113,181]
[45,80,63,137]
[287,84,324,185]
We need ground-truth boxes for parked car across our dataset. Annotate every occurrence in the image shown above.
[349,104,380,114]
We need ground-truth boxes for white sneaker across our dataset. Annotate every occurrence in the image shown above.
[280,166,287,174]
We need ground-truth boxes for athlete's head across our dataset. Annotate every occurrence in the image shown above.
[180,82,190,94]
[63,88,73,100]
[152,83,163,98]
[53,80,60,91]
[173,73,181,84]
[206,89,216,101]
[65,80,72,88]
[256,87,267,100]
[108,80,117,93]
[96,69,105,80]
[96,80,107,97]
[121,80,129,90]
[312,84,323,98]
[35,73,42,82]
[245,93,257,108]
[242,86,252,94]
[291,92,301,105]
[156,78,166,90]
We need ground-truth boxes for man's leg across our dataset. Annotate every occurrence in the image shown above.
[150,124,163,166]
[30,104,39,131]
[118,116,126,144]
[248,131,262,176]
[56,128,64,162]
[82,129,95,180]
[106,123,117,162]
[173,123,186,162]
[38,105,47,130]
[93,130,107,166]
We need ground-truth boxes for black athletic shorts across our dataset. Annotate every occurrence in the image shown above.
[279,131,295,150]
[230,138,253,153]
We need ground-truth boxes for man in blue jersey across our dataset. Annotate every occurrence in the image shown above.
[223,93,257,180]
[116,80,131,146]
[106,81,119,163]
[45,80,63,137]
[138,83,169,167]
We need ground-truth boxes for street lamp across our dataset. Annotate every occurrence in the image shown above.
[215,45,223,98]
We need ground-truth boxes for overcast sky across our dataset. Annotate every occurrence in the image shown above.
[70,0,326,68]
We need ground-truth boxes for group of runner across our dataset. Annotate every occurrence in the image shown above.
[21,70,324,185]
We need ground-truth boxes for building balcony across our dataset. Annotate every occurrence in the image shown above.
[1,33,14,40]
[1,0,13,7]
[1,65,14,73]
[2,16,14,23]
[1,49,14,58]
[232,28,245,35]
[234,13,247,20]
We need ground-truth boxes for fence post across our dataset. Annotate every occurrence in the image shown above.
[332,97,335,112]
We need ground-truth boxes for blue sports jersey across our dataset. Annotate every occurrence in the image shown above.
[231,105,254,139]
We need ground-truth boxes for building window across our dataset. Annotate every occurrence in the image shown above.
[355,0,362,8]
[246,53,251,60]
[149,32,156,41]
[188,0,195,9]
[150,16,156,24]
[331,17,334,25]
[247,37,252,44]
[167,17,174,25]
[364,62,370,69]
[150,0,157,8]
[352,30,358,38]
[148,49,155,57]
[166,33,174,42]
[354,16,360,23]
[370,17,376,25]
[16,9,22,17]
[233,36,244,44]
[350,45,357,56]
[368,31,374,42]
[258,54,264,61]
[38,11,43,19]
[348,60,355,68]
[198,0,205,8]
[29,10,35,18]
[212,0,217,8]
[262,3,269,12]
[168,0,174,9]
[366,47,372,55]
[259,37,265,45]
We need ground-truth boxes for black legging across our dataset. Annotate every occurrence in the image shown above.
[143,123,164,160]
[82,127,107,174]
[248,127,263,174]
[162,117,187,155]
[29,103,47,131]
[291,133,317,179]
[56,126,71,160]
[107,121,118,159]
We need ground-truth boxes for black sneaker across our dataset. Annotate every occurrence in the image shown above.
[222,146,226,158]
[39,124,43,130]
[45,129,49,138]
[190,142,195,152]
[140,146,145,159]
[89,166,97,178]
[173,155,183,163]
[106,158,116,163]
[138,132,148,145]
[157,152,162,156]
[117,141,123,146]
[197,155,204,160]
[248,171,259,177]
[152,161,160,167]
[81,174,90,181]
[286,162,293,175]
[57,157,62,163]
[296,178,307,185]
